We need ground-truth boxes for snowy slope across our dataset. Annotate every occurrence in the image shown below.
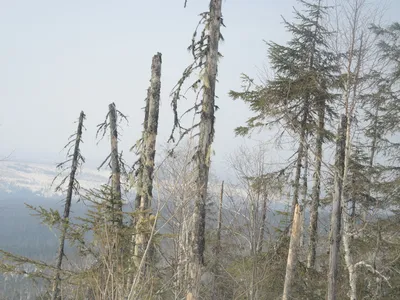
[0,161,110,198]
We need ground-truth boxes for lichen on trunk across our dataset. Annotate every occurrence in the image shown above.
[134,52,162,279]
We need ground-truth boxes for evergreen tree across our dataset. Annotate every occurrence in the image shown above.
[229,0,339,267]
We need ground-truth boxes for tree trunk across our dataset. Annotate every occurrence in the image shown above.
[128,81,151,288]
[290,0,321,225]
[187,0,223,299]
[282,204,301,300]
[307,97,325,268]
[211,181,224,300]
[300,141,309,248]
[134,53,162,277]
[290,120,307,222]
[109,103,123,227]
[364,105,379,225]
[256,191,268,254]
[342,32,364,300]
[327,115,346,300]
[51,111,85,300]
[134,88,150,214]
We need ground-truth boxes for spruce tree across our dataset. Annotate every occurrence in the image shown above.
[230,0,338,266]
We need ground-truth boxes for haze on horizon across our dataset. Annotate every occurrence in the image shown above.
[0,0,398,180]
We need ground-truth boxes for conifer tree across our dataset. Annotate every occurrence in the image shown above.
[96,103,127,226]
[51,111,86,300]
[229,0,338,265]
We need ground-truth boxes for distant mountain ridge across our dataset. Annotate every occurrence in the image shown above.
[0,161,110,198]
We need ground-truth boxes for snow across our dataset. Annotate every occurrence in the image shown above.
[0,161,109,198]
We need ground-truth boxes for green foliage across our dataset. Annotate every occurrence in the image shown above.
[25,204,62,228]
[230,0,339,139]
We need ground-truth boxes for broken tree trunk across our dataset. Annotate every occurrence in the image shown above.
[187,0,223,299]
[134,52,162,278]
[109,103,123,227]
[282,204,301,300]
[327,115,346,300]
[51,111,85,300]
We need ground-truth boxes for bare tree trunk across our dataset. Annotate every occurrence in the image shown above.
[307,97,325,268]
[211,181,224,300]
[290,122,307,222]
[178,199,190,295]
[363,105,379,225]
[300,142,309,248]
[135,90,150,213]
[187,1,223,299]
[216,181,224,256]
[341,33,364,300]
[134,53,162,277]
[256,192,268,254]
[327,115,346,300]
[127,81,151,289]
[109,103,123,227]
[51,111,85,300]
[250,187,258,300]
[282,204,301,300]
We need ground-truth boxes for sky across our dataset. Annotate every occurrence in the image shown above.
[0,0,398,180]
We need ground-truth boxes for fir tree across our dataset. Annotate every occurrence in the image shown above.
[229,0,339,268]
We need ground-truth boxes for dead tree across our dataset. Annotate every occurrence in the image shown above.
[169,1,224,299]
[109,103,123,227]
[97,103,127,226]
[189,1,223,298]
[134,53,162,278]
[51,111,85,300]
[133,90,150,216]
[327,115,346,300]
[282,204,301,300]
[211,181,224,300]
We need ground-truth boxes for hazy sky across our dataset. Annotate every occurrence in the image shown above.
[0,0,398,179]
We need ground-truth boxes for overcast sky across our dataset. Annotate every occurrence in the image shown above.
[0,0,398,179]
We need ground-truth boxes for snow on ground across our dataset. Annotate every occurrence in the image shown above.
[0,161,109,198]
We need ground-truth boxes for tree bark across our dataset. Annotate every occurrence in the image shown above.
[109,103,123,227]
[128,82,151,288]
[342,31,364,300]
[282,204,301,300]
[290,121,307,222]
[307,97,325,268]
[134,53,162,278]
[256,191,268,254]
[187,1,223,299]
[300,142,309,248]
[51,111,85,300]
[327,115,346,300]
[211,181,224,300]
[135,89,150,214]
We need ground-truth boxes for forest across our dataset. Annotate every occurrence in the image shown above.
[1,0,400,299]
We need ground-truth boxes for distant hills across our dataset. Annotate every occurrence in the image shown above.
[0,161,110,198]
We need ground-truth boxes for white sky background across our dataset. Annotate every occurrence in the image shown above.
[0,0,398,180]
